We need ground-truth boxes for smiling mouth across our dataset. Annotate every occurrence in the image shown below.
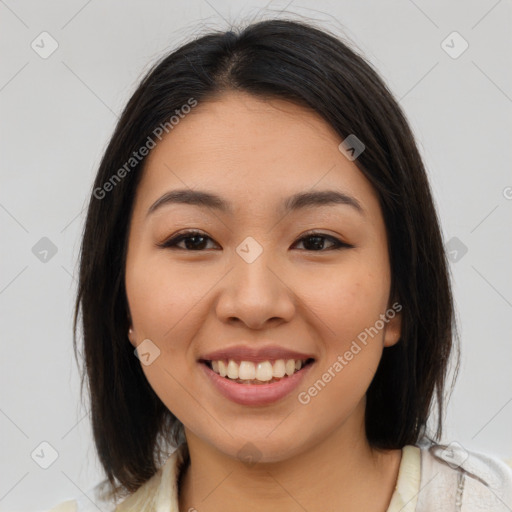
[200,358,315,385]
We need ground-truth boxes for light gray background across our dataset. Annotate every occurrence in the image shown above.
[1,1,511,510]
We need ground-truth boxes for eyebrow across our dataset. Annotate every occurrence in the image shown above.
[146,188,364,217]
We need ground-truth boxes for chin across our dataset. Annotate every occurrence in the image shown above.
[207,429,313,466]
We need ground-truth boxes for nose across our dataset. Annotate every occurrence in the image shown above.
[214,246,296,329]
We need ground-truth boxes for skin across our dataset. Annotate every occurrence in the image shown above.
[125,91,403,512]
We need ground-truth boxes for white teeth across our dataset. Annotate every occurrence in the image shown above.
[239,361,256,380]
[218,360,227,377]
[209,358,310,381]
[272,359,286,378]
[285,359,296,376]
[256,361,273,381]
[227,360,238,379]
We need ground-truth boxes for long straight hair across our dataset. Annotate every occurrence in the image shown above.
[74,17,458,499]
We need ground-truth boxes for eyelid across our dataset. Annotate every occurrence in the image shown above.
[156,229,215,249]
[157,229,354,250]
[295,230,353,250]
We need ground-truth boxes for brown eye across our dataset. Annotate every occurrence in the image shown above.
[158,230,218,251]
[293,232,352,251]
[158,230,352,252]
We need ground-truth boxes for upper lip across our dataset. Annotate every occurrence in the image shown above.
[199,345,316,363]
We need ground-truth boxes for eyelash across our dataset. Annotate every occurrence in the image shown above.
[157,229,353,252]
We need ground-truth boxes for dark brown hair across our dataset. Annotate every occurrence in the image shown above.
[73,17,458,500]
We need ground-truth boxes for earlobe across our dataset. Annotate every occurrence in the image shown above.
[127,326,136,347]
[383,308,402,348]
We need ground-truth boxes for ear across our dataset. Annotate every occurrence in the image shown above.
[127,319,137,348]
[383,301,402,348]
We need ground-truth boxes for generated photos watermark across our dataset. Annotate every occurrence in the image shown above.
[297,301,402,405]
[93,97,198,200]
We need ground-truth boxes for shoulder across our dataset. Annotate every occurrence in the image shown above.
[416,439,512,511]
[44,479,120,512]
[45,501,78,512]
[114,443,188,511]
[45,443,188,512]
[45,494,115,512]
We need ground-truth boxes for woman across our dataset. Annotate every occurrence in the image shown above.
[48,18,512,512]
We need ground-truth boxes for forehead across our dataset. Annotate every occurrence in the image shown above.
[134,91,381,220]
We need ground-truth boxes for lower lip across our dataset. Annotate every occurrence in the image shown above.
[200,361,314,406]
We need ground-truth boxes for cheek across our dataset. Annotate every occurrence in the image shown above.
[299,263,390,344]
[125,251,206,342]
[298,263,389,405]
[125,254,200,419]
[125,252,215,403]
[299,265,390,413]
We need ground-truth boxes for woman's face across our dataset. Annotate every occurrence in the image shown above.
[125,91,401,462]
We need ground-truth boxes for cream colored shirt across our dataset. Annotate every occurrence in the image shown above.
[47,441,512,511]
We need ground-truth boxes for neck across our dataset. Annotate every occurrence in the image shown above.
[178,404,402,512]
